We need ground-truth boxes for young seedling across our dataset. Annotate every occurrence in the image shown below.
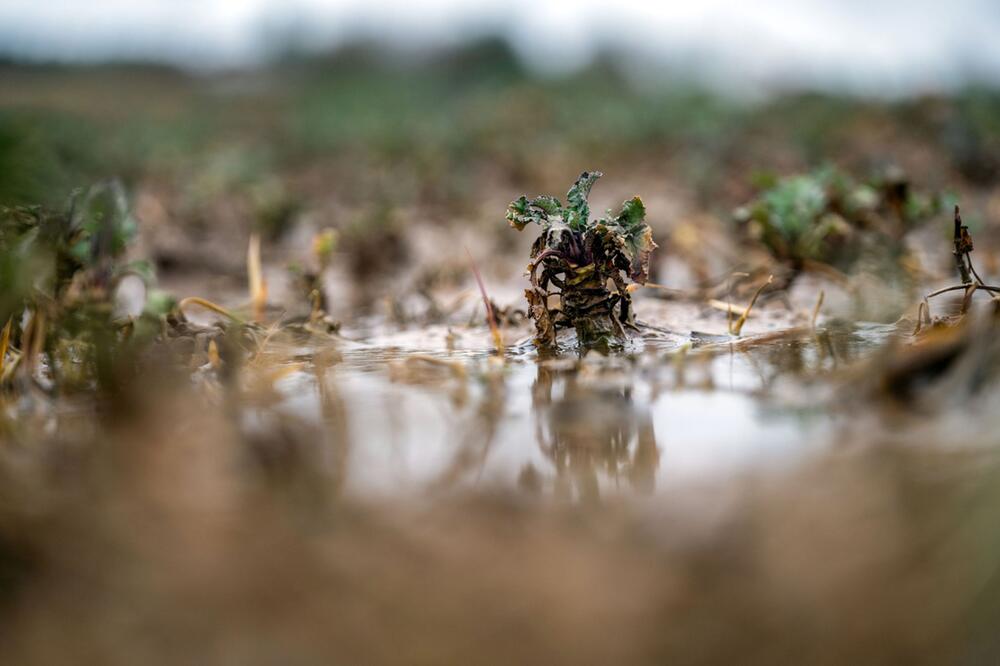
[507,171,656,348]
[917,206,1000,332]
[735,166,940,280]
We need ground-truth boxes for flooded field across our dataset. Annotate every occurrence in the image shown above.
[5,37,1000,664]
[259,320,887,497]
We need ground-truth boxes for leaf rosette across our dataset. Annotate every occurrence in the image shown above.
[507,171,657,348]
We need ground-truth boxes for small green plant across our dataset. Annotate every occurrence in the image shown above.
[0,182,168,391]
[734,166,941,271]
[507,171,656,348]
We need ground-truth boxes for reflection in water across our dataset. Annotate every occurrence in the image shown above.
[268,322,897,497]
[721,321,886,392]
[532,363,659,502]
[239,347,351,508]
[434,368,507,488]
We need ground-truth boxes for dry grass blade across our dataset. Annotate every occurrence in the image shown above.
[24,310,45,371]
[630,282,689,297]
[703,326,814,351]
[811,290,825,329]
[207,339,221,370]
[730,275,773,336]
[178,297,246,324]
[0,314,24,386]
[249,318,285,367]
[961,283,979,314]
[466,247,504,355]
[247,363,305,394]
[0,318,11,377]
[707,299,748,317]
[914,301,928,335]
[727,271,751,337]
[247,232,267,323]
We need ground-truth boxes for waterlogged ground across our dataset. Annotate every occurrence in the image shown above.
[254,309,901,499]
[9,230,1000,666]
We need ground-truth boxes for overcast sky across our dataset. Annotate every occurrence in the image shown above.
[2,0,1000,94]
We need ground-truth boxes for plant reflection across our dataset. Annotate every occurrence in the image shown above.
[532,362,659,502]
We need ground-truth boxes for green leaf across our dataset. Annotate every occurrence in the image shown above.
[531,195,562,217]
[614,196,646,229]
[565,171,601,231]
[74,181,135,261]
[119,259,156,284]
[69,238,92,263]
[761,175,827,239]
[506,194,562,231]
[143,289,177,317]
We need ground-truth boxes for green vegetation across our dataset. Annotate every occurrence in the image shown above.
[735,166,943,271]
[0,182,169,391]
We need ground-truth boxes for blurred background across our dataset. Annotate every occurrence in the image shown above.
[4,0,1000,318]
[5,0,1000,91]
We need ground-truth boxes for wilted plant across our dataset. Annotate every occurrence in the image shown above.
[916,206,1000,331]
[507,171,656,348]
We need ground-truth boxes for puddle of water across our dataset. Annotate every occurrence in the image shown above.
[266,321,897,499]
